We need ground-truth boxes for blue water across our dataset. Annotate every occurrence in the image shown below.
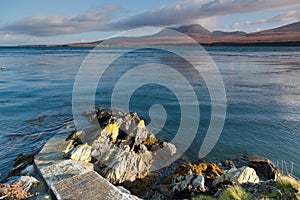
[0,46,299,180]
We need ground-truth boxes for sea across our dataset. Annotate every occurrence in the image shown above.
[0,46,299,180]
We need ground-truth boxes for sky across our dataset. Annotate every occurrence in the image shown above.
[0,0,299,46]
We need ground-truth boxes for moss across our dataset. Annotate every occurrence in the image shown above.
[219,186,253,200]
[273,176,300,199]
[142,137,158,146]
[163,162,224,185]
[205,163,225,179]
[173,163,208,177]
[123,173,159,195]
[192,195,215,200]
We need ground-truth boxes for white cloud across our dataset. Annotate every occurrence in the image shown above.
[3,34,14,40]
[0,6,124,36]
[230,22,240,30]
[1,0,300,37]
[112,0,300,29]
[245,10,300,26]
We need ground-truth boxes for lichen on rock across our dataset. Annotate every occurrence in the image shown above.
[70,144,92,162]
[75,109,177,187]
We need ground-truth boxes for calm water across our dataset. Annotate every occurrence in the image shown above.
[0,46,299,180]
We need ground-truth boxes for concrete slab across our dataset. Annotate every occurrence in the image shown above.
[34,133,140,200]
[35,152,65,169]
[51,171,140,200]
[34,134,71,169]
[39,135,70,154]
[39,159,91,186]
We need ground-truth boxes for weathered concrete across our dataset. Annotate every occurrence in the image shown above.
[35,134,70,170]
[52,171,140,200]
[34,132,140,200]
[39,159,91,186]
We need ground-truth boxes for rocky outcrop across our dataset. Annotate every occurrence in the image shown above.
[244,156,278,181]
[69,109,176,186]
[212,166,259,186]
[5,108,296,200]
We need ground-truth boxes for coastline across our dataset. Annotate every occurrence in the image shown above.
[1,109,299,200]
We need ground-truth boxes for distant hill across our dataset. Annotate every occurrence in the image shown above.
[211,31,247,37]
[27,21,299,47]
[170,24,211,38]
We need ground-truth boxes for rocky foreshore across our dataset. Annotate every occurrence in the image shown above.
[1,109,299,200]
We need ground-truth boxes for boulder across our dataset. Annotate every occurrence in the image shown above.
[171,174,205,192]
[88,110,176,185]
[244,156,278,181]
[70,144,92,162]
[213,166,259,186]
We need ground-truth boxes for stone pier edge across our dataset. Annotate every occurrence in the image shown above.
[34,132,140,200]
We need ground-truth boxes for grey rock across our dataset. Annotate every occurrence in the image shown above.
[213,166,259,186]
[90,110,176,185]
[70,144,92,162]
[169,174,205,192]
[191,174,205,188]
[20,164,35,176]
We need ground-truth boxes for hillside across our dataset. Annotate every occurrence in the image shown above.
[28,21,300,47]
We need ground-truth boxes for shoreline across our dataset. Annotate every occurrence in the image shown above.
[1,109,299,199]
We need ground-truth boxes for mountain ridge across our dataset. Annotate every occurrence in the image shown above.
[21,21,300,46]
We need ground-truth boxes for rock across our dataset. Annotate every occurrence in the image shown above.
[244,156,278,181]
[168,174,205,192]
[35,193,53,200]
[70,144,92,162]
[164,162,224,183]
[89,110,176,185]
[19,176,40,192]
[213,166,259,186]
[4,153,36,181]
[20,164,35,176]
[122,173,159,195]
[191,174,205,188]
[5,176,39,192]
[96,109,112,128]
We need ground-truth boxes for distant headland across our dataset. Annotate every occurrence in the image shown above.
[19,21,300,47]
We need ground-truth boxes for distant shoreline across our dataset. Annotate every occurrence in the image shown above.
[6,41,300,48]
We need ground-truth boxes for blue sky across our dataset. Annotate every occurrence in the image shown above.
[0,0,299,46]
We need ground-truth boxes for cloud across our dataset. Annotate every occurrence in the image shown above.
[3,34,14,40]
[230,22,240,30]
[245,10,300,26]
[112,0,300,29]
[1,0,300,37]
[0,6,124,36]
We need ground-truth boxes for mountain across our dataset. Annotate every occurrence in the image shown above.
[45,21,299,47]
[170,24,211,38]
[211,31,247,37]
